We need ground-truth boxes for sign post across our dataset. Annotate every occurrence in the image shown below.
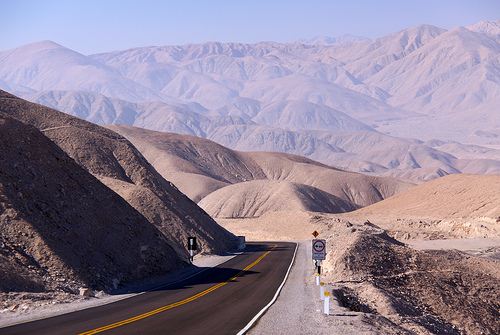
[312,238,326,284]
[187,237,197,262]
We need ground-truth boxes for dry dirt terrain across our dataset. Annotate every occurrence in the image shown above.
[219,174,500,335]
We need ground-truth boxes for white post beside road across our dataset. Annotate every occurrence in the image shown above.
[324,291,330,315]
[320,282,325,300]
[316,273,320,285]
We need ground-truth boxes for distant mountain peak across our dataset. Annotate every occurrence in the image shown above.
[2,40,83,60]
[384,24,447,42]
[287,34,371,45]
[14,40,66,51]
[467,19,500,35]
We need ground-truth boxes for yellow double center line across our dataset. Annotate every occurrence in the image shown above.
[79,245,277,334]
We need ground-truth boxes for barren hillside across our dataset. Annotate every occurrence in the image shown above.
[0,90,237,257]
[198,180,358,218]
[219,209,500,334]
[107,124,415,217]
[246,151,414,207]
[217,170,500,334]
[324,229,500,335]
[106,124,266,200]
[0,114,183,294]
[351,174,500,220]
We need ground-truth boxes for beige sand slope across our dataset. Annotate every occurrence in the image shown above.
[107,124,414,217]
[351,174,500,220]
[199,180,358,218]
[246,151,413,207]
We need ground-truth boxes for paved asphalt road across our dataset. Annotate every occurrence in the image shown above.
[1,242,297,335]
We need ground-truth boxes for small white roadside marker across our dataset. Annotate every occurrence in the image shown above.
[324,291,330,315]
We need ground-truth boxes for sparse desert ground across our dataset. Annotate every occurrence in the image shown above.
[219,210,500,335]
[1,210,499,334]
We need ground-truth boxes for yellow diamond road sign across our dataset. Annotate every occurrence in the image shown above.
[312,231,319,238]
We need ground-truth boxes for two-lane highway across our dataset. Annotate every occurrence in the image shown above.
[1,242,297,335]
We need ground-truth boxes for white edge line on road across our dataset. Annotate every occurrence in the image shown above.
[236,241,299,335]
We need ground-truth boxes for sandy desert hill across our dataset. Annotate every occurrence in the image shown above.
[198,179,358,218]
[350,173,500,220]
[0,113,183,293]
[106,124,415,217]
[0,90,242,295]
[332,173,500,241]
[217,175,500,334]
[218,172,500,243]
[0,90,237,257]
[106,124,267,201]
[212,163,500,334]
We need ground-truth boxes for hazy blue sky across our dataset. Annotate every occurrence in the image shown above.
[1,0,499,54]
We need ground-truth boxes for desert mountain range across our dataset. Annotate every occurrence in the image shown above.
[1,17,500,332]
[0,90,238,293]
[286,34,371,45]
[1,19,500,181]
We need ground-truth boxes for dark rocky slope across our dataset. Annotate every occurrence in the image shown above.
[0,90,238,294]
[0,114,182,293]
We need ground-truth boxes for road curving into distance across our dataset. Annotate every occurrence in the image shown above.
[1,242,297,335]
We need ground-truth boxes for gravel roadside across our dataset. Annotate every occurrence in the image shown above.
[248,241,404,335]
